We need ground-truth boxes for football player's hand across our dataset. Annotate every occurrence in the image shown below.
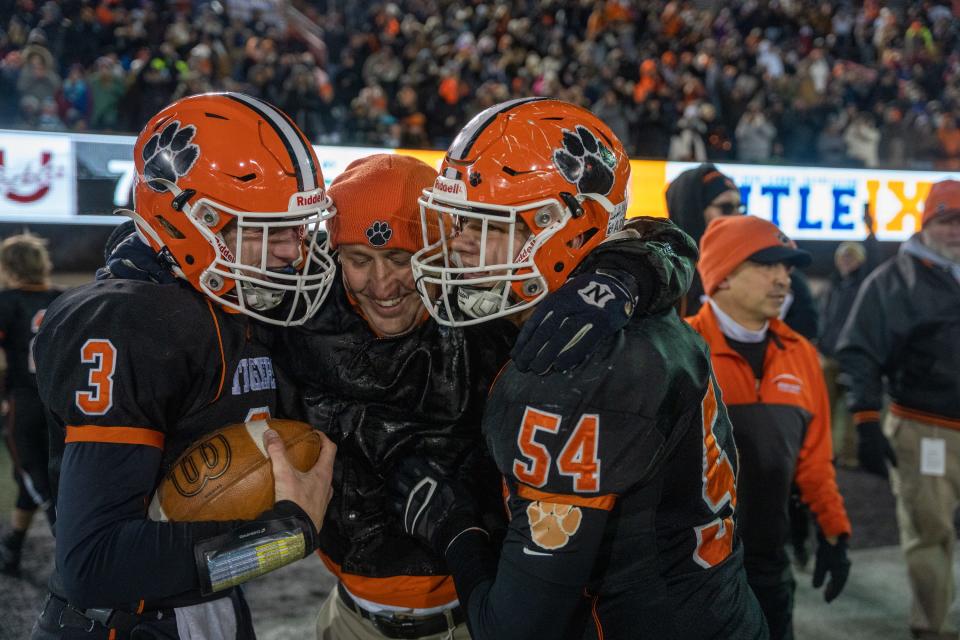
[387,457,485,555]
[857,421,896,478]
[264,428,336,533]
[813,533,851,603]
[96,235,177,284]
[511,272,636,374]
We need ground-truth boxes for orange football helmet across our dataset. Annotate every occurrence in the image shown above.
[128,92,336,326]
[410,97,631,326]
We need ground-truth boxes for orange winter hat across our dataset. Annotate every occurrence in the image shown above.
[698,216,811,295]
[922,179,960,227]
[327,154,438,252]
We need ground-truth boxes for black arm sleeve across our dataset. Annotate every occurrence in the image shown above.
[445,498,612,640]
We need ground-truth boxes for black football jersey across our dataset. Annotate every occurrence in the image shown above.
[36,279,280,472]
[0,286,63,391]
[33,279,284,609]
[480,310,767,639]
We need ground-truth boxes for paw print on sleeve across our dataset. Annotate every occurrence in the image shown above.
[142,120,200,191]
[365,220,394,247]
[527,500,583,550]
[553,125,617,196]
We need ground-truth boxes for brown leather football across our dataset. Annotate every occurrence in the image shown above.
[148,418,322,522]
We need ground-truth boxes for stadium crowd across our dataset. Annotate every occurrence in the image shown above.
[1,0,959,167]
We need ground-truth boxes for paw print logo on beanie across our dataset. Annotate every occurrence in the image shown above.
[553,126,617,196]
[142,120,200,192]
[366,220,393,247]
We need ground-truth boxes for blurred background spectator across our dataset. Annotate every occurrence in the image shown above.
[0,0,958,168]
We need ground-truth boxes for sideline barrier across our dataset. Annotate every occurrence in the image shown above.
[0,129,955,242]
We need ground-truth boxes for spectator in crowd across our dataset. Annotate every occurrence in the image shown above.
[818,215,880,468]
[736,102,777,162]
[837,179,960,640]
[88,56,124,131]
[844,110,882,168]
[0,233,63,577]
[688,215,852,640]
[0,1,958,168]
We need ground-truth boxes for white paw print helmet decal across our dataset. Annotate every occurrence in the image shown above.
[553,125,617,195]
[142,120,200,191]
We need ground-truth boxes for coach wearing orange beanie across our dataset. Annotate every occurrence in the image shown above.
[326,153,438,337]
[286,153,491,640]
[687,216,852,640]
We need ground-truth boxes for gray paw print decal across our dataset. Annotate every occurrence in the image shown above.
[366,220,393,247]
[142,120,200,192]
[553,126,616,195]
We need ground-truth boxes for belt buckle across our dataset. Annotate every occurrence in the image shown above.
[376,612,422,640]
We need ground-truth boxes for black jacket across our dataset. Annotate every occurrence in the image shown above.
[818,235,880,356]
[836,237,960,421]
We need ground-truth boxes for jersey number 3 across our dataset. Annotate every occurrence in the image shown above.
[76,339,117,416]
[693,378,737,569]
[513,407,600,493]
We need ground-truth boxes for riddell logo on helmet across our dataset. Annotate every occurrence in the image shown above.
[289,189,326,210]
[433,177,467,201]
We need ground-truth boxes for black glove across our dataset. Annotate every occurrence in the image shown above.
[96,234,178,284]
[511,271,637,374]
[857,420,897,478]
[812,533,851,603]
[387,457,486,555]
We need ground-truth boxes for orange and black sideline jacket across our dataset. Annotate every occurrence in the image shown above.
[836,243,960,431]
[687,305,851,569]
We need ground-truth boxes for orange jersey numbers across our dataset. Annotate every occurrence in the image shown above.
[514,407,602,493]
[557,414,600,492]
[693,378,737,568]
[513,407,561,487]
[75,339,117,416]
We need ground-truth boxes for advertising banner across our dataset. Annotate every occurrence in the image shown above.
[0,131,76,222]
[1,129,955,245]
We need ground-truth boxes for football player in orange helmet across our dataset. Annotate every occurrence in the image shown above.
[392,98,768,639]
[126,92,337,326]
[412,97,630,325]
[31,93,336,640]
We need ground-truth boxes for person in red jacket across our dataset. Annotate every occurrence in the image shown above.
[686,215,852,640]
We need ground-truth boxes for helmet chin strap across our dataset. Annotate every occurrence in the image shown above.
[457,282,507,319]
[240,282,285,311]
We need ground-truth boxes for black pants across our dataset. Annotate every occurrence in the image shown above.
[5,388,55,525]
[745,562,795,640]
[30,589,257,639]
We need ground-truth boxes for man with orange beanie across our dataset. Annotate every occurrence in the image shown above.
[837,179,960,640]
[687,215,852,640]
[281,154,497,639]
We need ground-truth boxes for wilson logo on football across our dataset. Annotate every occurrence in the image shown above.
[170,434,232,498]
[528,500,583,550]
[0,149,65,204]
